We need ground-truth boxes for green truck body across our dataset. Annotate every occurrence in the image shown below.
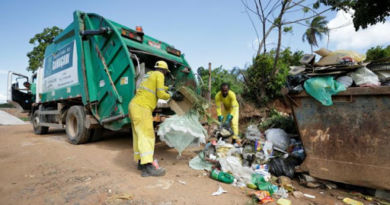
[8,11,198,143]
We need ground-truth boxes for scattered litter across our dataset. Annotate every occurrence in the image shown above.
[218,156,253,184]
[293,191,304,199]
[277,198,292,205]
[342,197,364,205]
[304,193,316,199]
[210,169,235,184]
[212,185,227,196]
[105,193,133,204]
[274,187,289,199]
[279,176,294,192]
[306,182,321,188]
[189,155,213,171]
[250,190,274,204]
[178,180,186,185]
[265,128,289,151]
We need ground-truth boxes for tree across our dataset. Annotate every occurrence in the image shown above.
[302,16,329,53]
[241,48,304,103]
[366,45,390,61]
[241,0,330,57]
[319,0,390,30]
[241,0,330,90]
[27,26,63,72]
[197,66,244,98]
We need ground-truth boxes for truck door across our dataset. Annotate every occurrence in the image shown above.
[7,72,33,112]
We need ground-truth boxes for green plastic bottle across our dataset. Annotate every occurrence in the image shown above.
[210,169,234,184]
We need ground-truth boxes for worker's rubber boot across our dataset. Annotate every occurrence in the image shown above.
[141,163,166,177]
[137,160,142,170]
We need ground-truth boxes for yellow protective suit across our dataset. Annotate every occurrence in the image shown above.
[129,71,170,164]
[215,90,239,139]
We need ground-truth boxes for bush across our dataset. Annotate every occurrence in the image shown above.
[259,109,297,134]
[242,48,303,104]
[366,45,390,61]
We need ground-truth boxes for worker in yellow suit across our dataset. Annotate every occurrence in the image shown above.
[129,60,181,177]
[215,83,240,143]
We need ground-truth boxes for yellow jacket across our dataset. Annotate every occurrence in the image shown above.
[215,90,239,116]
[131,71,171,110]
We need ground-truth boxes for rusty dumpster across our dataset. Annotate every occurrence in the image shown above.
[287,86,390,190]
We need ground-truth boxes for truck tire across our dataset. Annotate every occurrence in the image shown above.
[65,106,91,144]
[32,111,49,134]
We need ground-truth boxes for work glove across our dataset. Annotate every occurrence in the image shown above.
[168,85,175,92]
[172,91,184,101]
[225,114,233,124]
[218,115,224,122]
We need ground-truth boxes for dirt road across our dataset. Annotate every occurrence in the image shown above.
[0,124,359,205]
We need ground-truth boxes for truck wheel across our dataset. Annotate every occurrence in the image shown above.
[65,106,90,144]
[32,111,49,134]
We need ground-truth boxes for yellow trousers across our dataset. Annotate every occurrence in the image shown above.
[129,101,155,164]
[222,108,239,139]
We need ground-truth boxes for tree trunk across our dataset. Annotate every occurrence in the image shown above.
[257,25,275,56]
[272,0,288,75]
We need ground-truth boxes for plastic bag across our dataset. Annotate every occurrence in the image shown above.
[336,76,353,88]
[268,157,299,178]
[304,76,346,106]
[189,155,213,171]
[349,67,380,86]
[315,49,366,66]
[158,112,207,155]
[218,156,254,185]
[245,124,263,141]
[265,129,289,152]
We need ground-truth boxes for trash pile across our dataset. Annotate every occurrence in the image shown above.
[286,48,389,106]
[189,123,305,204]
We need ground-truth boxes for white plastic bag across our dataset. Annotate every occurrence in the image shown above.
[349,67,380,86]
[265,128,289,151]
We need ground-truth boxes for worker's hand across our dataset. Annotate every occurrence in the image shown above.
[225,114,233,124]
[168,85,175,92]
[218,115,224,122]
[172,91,184,101]
[167,91,174,96]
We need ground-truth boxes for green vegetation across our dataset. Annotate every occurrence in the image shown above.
[242,48,303,104]
[259,109,297,134]
[0,103,15,108]
[366,45,390,61]
[302,16,329,53]
[197,66,244,98]
[319,0,390,30]
[27,26,62,72]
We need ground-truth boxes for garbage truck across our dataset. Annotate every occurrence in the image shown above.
[7,11,198,144]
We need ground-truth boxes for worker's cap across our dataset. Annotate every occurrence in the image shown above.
[154,60,170,72]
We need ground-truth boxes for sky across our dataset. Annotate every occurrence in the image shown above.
[0,0,390,103]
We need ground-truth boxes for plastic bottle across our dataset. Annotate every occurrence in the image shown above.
[342,198,364,205]
[210,169,234,184]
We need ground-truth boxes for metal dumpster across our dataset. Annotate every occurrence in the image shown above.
[287,86,390,190]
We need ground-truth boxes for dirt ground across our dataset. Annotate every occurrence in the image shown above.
[0,123,377,205]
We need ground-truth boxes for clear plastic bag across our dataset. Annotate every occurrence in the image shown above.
[158,112,207,155]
